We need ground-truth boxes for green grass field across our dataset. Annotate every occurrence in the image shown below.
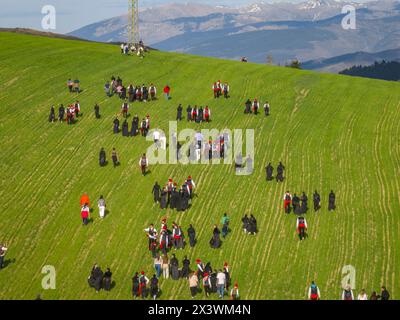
[0,32,399,300]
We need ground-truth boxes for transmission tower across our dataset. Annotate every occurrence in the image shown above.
[128,0,140,46]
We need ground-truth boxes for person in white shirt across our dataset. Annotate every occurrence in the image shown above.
[357,289,368,300]
[98,195,106,219]
[195,132,203,149]
[216,270,226,299]
[120,43,124,54]
[153,130,160,147]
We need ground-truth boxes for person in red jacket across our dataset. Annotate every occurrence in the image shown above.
[80,193,90,208]
[163,85,170,100]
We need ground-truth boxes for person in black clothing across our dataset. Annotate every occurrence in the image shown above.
[49,106,55,123]
[99,148,106,167]
[328,190,336,211]
[379,286,390,300]
[204,262,213,275]
[58,104,65,122]
[276,162,285,182]
[210,272,218,293]
[210,225,222,248]
[248,214,257,235]
[132,272,139,299]
[177,104,183,121]
[187,224,196,247]
[131,115,139,136]
[150,275,159,300]
[244,99,251,114]
[88,264,103,293]
[186,105,192,121]
[160,188,168,209]
[242,214,250,233]
[122,120,129,137]
[170,254,180,280]
[266,163,273,181]
[103,268,112,291]
[181,256,191,279]
[113,117,120,134]
[152,182,161,204]
[292,194,301,214]
[300,192,308,214]
[94,103,100,119]
[313,190,321,212]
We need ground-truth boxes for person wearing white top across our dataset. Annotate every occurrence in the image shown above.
[216,271,226,299]
[153,130,160,147]
[98,196,106,219]
[358,289,368,300]
[195,132,203,149]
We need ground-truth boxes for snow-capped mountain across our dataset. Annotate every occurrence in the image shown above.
[69,0,400,68]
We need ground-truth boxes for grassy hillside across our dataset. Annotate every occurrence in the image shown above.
[0,32,399,300]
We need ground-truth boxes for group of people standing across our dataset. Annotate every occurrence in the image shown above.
[99,147,120,168]
[152,176,196,211]
[283,190,336,241]
[211,80,230,99]
[265,162,285,182]
[88,264,113,293]
[283,190,336,215]
[104,75,157,103]
[308,281,390,300]
[79,193,107,224]
[49,101,81,125]
[67,78,80,93]
[144,219,194,257]
[190,260,237,299]
[244,99,270,116]
[176,105,212,123]
[113,114,151,137]
[241,214,258,235]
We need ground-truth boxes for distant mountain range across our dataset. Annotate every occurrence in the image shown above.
[69,0,400,71]
[302,48,400,72]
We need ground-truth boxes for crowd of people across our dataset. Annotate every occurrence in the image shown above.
[120,41,146,57]
[48,101,81,124]
[34,60,393,302]
[104,76,158,103]
[152,177,196,211]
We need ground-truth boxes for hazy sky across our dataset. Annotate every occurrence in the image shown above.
[0,0,376,34]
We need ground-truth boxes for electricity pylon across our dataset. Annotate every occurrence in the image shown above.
[128,0,140,46]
